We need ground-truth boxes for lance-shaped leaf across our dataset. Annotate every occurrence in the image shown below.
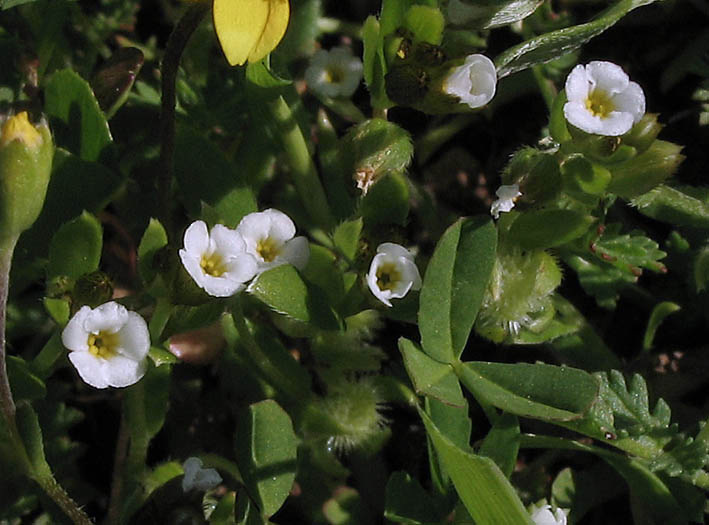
[446,0,543,30]
[495,0,658,78]
[457,361,599,421]
[398,337,464,407]
[419,217,497,363]
[631,184,709,229]
[213,0,289,66]
[419,408,534,524]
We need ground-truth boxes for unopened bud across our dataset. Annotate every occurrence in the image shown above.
[73,271,114,308]
[622,113,663,154]
[607,140,684,199]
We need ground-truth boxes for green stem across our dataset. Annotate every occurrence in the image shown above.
[158,1,210,232]
[264,95,335,229]
[0,236,18,426]
[33,474,94,525]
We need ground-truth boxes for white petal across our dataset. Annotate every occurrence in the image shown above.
[586,61,628,94]
[264,209,296,242]
[612,80,645,124]
[201,275,246,297]
[530,505,567,525]
[83,302,129,334]
[180,250,208,289]
[564,64,589,102]
[211,224,246,257]
[367,255,393,307]
[183,220,210,255]
[280,236,310,270]
[398,258,422,291]
[62,306,92,351]
[69,352,110,389]
[236,211,272,250]
[596,111,635,136]
[223,252,259,283]
[115,312,150,361]
[102,354,147,388]
[444,54,497,109]
[563,101,606,134]
[377,242,414,261]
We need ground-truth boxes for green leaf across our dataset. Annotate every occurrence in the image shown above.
[235,400,298,518]
[44,69,112,162]
[607,140,684,198]
[162,302,225,339]
[16,404,51,477]
[90,47,144,119]
[301,244,345,307]
[360,173,410,226]
[47,211,102,280]
[43,297,70,326]
[478,412,520,478]
[143,364,171,437]
[591,224,667,274]
[333,218,363,262]
[138,219,168,284]
[549,91,571,143]
[447,0,543,30]
[147,346,178,367]
[380,0,410,35]
[174,127,257,228]
[7,356,46,401]
[495,0,658,78]
[398,338,464,407]
[457,361,599,421]
[508,209,594,249]
[426,396,472,492]
[30,332,66,379]
[384,471,447,524]
[561,252,637,309]
[404,6,444,44]
[248,265,339,330]
[419,408,534,525]
[643,302,680,351]
[419,217,497,363]
[631,184,709,229]
[362,16,391,109]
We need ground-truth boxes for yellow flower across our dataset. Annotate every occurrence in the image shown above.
[213,0,290,66]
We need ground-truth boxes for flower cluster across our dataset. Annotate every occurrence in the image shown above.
[180,209,310,297]
[366,243,422,307]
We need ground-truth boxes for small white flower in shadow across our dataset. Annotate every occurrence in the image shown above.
[443,54,497,109]
[305,47,363,98]
[367,243,422,307]
[179,220,258,297]
[236,209,310,273]
[181,457,222,493]
[61,302,150,389]
[530,505,568,525]
[564,61,645,136]
[490,184,522,219]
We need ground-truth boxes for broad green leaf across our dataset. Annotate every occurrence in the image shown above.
[137,219,168,284]
[174,127,257,228]
[301,244,345,307]
[457,361,599,421]
[43,297,69,326]
[643,301,680,351]
[384,471,447,524]
[398,338,464,407]
[404,6,444,44]
[360,173,410,226]
[419,217,497,363]
[47,211,102,280]
[143,364,171,437]
[495,0,658,78]
[1,0,39,8]
[333,218,363,262]
[235,400,297,517]
[631,184,709,229]
[561,155,611,197]
[508,209,594,249]
[248,264,339,330]
[380,0,410,35]
[44,69,112,162]
[446,0,543,30]
[419,408,533,524]
[478,412,520,478]
[7,356,46,401]
[426,396,472,492]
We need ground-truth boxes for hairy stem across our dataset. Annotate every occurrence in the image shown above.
[158,1,210,232]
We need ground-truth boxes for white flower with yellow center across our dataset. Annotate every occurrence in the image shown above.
[367,243,422,307]
[490,183,522,219]
[179,220,258,297]
[530,505,568,525]
[61,302,150,389]
[305,47,363,98]
[443,54,497,109]
[563,61,645,136]
[236,209,310,273]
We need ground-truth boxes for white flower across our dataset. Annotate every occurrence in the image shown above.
[443,54,497,109]
[61,302,150,389]
[236,209,310,273]
[530,505,568,525]
[490,184,522,219]
[563,61,645,136]
[181,457,222,493]
[367,243,422,307]
[179,220,258,297]
[305,47,363,98]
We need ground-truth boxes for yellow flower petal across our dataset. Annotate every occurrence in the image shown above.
[213,0,290,66]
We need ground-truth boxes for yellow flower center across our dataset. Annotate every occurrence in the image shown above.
[585,90,615,118]
[376,263,401,291]
[200,253,227,277]
[88,331,119,359]
[257,237,281,262]
[325,66,344,84]
[0,111,42,149]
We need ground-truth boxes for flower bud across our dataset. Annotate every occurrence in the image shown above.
[622,113,663,154]
[607,140,684,199]
[73,271,114,308]
[0,112,53,243]
[503,148,561,206]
